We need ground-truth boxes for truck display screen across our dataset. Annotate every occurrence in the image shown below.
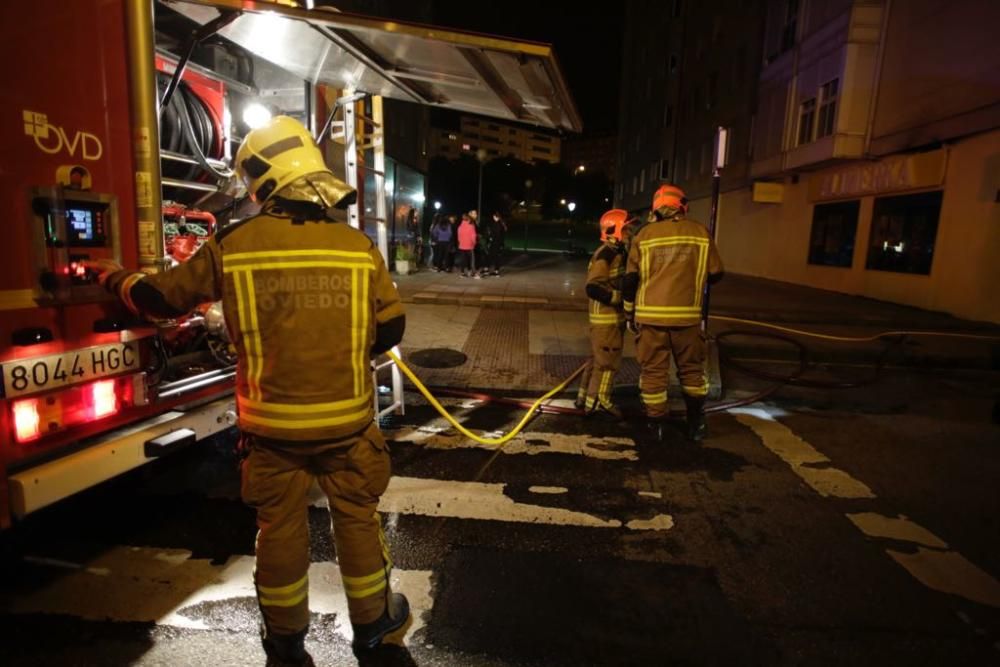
[59,202,107,247]
[67,208,94,241]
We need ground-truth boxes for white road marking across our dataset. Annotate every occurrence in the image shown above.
[529,486,569,494]
[23,555,110,576]
[638,491,663,499]
[364,477,672,532]
[400,304,478,351]
[846,513,948,549]
[732,405,1000,609]
[388,427,638,461]
[378,476,622,528]
[3,546,432,643]
[730,408,875,498]
[626,515,675,531]
[887,548,1000,608]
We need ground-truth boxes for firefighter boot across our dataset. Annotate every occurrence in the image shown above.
[684,395,707,442]
[642,418,667,445]
[261,625,314,667]
[352,592,411,654]
[598,402,624,419]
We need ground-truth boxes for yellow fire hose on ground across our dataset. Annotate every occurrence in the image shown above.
[386,350,589,447]
[385,318,999,445]
[708,315,1000,343]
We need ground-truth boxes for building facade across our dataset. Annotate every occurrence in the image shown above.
[617,0,1000,323]
[429,115,561,164]
[562,132,618,178]
[616,0,766,213]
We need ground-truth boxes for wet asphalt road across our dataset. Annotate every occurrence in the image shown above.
[0,364,998,666]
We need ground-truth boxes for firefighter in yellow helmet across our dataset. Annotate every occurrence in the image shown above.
[90,116,409,664]
[575,209,632,417]
[622,184,724,442]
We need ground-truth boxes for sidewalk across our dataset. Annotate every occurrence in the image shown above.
[391,252,999,392]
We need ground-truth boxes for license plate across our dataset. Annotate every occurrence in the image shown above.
[2,341,141,398]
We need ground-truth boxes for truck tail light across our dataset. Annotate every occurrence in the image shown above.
[9,377,132,444]
[13,398,41,442]
[89,379,119,419]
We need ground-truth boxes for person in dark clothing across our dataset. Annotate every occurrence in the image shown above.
[430,215,453,272]
[446,214,459,271]
[485,211,507,276]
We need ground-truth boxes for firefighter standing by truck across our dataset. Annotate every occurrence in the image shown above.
[576,209,632,417]
[88,116,409,665]
[622,184,724,443]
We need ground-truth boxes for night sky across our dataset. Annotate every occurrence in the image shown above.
[427,1,624,134]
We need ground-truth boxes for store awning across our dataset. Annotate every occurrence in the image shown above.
[163,0,583,132]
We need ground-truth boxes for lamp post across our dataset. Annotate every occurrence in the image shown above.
[523,179,532,251]
[566,201,577,253]
[476,148,487,218]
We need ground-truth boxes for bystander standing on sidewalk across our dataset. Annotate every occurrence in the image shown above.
[485,211,507,276]
[457,214,478,277]
[431,214,453,272]
[447,214,459,271]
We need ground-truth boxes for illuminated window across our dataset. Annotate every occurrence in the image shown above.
[808,200,859,267]
[866,191,942,275]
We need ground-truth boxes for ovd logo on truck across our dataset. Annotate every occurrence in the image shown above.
[23,110,103,161]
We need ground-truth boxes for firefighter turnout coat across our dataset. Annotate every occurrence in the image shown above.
[578,242,627,411]
[622,215,722,327]
[105,210,406,442]
[622,214,723,417]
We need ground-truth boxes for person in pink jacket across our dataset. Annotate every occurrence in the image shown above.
[457,214,478,277]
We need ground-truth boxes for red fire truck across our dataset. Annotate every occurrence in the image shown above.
[0,0,580,529]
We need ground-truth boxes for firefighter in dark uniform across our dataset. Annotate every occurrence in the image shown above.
[576,209,632,417]
[622,184,724,442]
[89,116,409,665]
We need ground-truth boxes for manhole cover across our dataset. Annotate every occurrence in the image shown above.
[408,348,468,369]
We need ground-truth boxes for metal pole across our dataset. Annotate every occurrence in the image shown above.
[701,157,723,333]
[342,92,360,230]
[701,126,728,331]
[124,0,166,273]
[371,96,389,262]
[477,159,484,220]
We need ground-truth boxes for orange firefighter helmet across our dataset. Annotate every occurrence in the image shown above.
[652,184,688,216]
[599,209,631,242]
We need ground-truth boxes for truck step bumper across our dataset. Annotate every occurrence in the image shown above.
[8,397,236,519]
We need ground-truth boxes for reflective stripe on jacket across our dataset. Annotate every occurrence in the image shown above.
[624,217,722,327]
[107,214,404,442]
[586,242,625,326]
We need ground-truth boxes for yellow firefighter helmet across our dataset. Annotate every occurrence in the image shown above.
[235,115,331,203]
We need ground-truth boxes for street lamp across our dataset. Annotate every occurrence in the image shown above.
[575,164,586,174]
[476,148,487,217]
[567,201,577,213]
[433,201,442,211]
[559,198,567,205]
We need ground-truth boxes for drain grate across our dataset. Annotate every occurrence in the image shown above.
[408,348,469,369]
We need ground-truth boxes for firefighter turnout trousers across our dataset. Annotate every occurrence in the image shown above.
[636,324,709,419]
[241,423,393,635]
[583,324,625,411]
